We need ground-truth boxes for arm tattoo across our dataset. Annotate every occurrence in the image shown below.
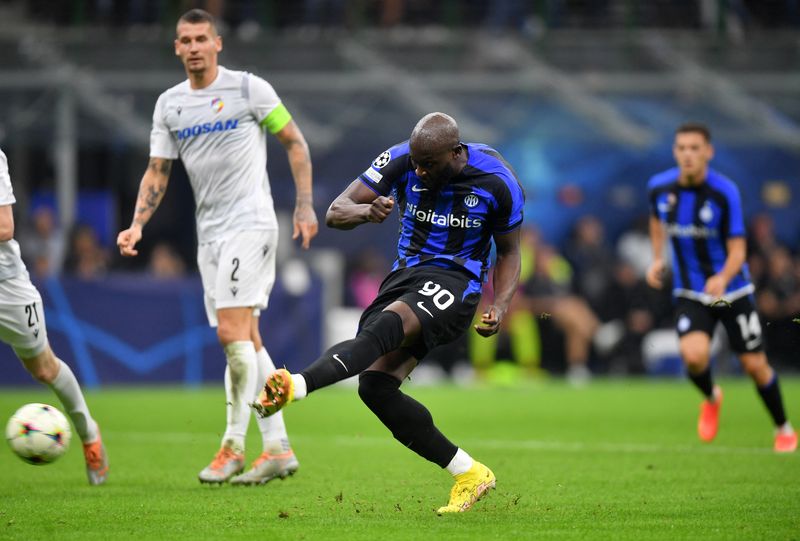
[133,184,166,225]
[148,158,172,176]
[133,159,170,226]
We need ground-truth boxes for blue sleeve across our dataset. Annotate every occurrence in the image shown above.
[646,177,658,217]
[494,175,525,233]
[357,143,409,197]
[723,180,745,237]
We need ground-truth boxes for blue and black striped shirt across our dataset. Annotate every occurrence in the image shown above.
[648,166,754,305]
[359,142,524,292]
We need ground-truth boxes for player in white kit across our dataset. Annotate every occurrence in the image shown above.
[0,148,109,485]
[116,9,318,484]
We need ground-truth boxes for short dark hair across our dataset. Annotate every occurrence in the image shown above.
[178,9,217,31]
[676,122,711,142]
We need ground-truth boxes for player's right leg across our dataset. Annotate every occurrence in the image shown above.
[197,307,256,483]
[252,303,414,418]
[679,331,720,442]
[252,268,426,418]
[675,299,721,442]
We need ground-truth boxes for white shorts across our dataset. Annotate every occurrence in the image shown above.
[0,272,48,359]
[197,229,278,327]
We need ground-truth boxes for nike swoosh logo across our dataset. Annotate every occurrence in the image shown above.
[416,301,433,317]
[332,353,348,372]
[411,185,428,192]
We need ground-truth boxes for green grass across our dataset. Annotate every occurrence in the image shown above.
[1,378,799,540]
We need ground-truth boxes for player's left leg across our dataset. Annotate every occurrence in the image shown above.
[230,316,299,485]
[358,341,494,514]
[739,352,796,452]
[252,307,411,417]
[5,291,108,485]
[720,297,795,452]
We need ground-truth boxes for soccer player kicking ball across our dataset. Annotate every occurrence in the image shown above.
[0,148,109,484]
[646,123,796,453]
[117,9,318,484]
[253,112,524,513]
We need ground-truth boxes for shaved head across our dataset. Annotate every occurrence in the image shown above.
[409,112,460,155]
[408,112,467,189]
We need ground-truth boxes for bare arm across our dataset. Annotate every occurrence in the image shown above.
[704,237,746,297]
[646,215,666,289]
[116,157,172,257]
[475,228,521,337]
[274,120,318,249]
[326,180,394,230]
[0,204,14,242]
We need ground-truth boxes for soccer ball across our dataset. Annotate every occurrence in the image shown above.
[5,403,71,465]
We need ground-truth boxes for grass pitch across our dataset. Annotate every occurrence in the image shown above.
[1,378,798,540]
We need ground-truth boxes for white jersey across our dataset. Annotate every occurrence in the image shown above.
[0,149,26,282]
[150,66,290,244]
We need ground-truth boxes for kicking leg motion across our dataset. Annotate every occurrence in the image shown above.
[252,306,496,512]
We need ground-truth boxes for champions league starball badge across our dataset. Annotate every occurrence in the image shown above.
[372,151,391,169]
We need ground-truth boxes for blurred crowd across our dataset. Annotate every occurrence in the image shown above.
[17,205,186,281]
[343,212,800,381]
[14,0,800,33]
[13,197,800,379]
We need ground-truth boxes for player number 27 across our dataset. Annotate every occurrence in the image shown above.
[418,281,455,310]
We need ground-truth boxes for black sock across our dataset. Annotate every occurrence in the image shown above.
[757,375,788,427]
[301,311,405,393]
[358,370,457,468]
[687,366,715,399]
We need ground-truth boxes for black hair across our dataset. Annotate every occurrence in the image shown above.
[676,122,711,142]
[177,9,217,32]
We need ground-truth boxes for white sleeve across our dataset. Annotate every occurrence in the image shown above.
[0,150,16,206]
[248,73,282,124]
[149,93,179,159]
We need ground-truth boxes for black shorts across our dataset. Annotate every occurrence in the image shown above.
[359,265,482,360]
[674,296,764,353]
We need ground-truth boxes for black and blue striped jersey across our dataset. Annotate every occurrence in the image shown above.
[358,141,524,292]
[647,166,754,305]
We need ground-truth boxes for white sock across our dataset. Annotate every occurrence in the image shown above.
[291,374,308,400]
[778,421,794,435]
[445,448,474,476]
[49,359,99,443]
[255,347,291,454]
[222,341,258,453]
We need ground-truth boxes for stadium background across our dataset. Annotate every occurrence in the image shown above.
[1,0,799,386]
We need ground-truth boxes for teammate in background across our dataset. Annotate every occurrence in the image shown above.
[116,9,318,484]
[0,148,109,484]
[646,123,796,453]
[253,112,524,513]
